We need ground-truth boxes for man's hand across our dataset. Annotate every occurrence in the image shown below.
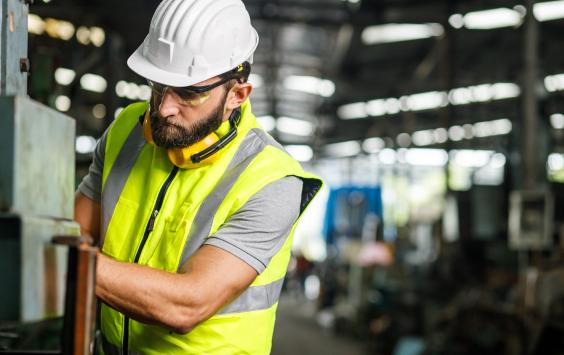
[95,244,258,334]
[76,190,258,333]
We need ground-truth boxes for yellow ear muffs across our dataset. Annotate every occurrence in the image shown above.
[142,111,155,144]
[142,110,232,169]
[166,134,221,169]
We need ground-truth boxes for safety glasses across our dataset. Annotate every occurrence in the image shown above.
[148,76,241,107]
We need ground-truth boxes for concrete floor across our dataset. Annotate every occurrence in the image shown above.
[272,296,367,355]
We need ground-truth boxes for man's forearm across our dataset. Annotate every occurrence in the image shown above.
[96,253,207,333]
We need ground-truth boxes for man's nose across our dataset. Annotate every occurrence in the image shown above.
[158,88,181,118]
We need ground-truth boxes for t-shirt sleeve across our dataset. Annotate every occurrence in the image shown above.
[204,176,304,274]
[77,131,108,203]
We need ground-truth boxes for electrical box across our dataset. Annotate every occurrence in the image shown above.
[0,96,75,219]
[509,190,554,250]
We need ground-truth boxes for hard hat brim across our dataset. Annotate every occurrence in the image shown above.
[127,28,259,88]
[127,45,206,87]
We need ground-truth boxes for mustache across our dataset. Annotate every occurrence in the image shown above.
[150,111,184,129]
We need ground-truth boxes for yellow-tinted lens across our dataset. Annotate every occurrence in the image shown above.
[182,93,211,106]
[148,81,212,107]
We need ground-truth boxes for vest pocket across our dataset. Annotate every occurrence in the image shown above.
[144,201,193,272]
[102,196,139,260]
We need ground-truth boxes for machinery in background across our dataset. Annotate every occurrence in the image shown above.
[305,173,563,354]
[0,1,96,353]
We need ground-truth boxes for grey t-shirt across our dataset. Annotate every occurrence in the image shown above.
[78,134,303,273]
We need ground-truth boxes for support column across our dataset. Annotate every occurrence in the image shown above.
[522,0,540,190]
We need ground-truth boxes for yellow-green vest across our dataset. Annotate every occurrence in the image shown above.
[98,99,322,354]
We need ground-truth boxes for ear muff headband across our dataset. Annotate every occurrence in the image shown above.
[141,108,241,169]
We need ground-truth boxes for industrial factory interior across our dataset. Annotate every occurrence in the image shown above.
[1,0,564,354]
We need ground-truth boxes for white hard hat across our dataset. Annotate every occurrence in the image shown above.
[127,0,259,87]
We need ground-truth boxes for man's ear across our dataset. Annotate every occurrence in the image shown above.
[226,83,253,110]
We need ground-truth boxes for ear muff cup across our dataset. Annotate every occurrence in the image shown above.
[142,111,222,169]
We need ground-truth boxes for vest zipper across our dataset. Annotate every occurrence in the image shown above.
[122,166,179,354]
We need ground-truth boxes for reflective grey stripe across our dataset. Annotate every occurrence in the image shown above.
[101,334,141,355]
[219,277,285,315]
[100,123,146,246]
[177,128,275,270]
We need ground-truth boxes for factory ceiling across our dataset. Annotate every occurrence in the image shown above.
[28,0,564,158]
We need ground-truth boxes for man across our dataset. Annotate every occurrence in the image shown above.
[74,0,322,354]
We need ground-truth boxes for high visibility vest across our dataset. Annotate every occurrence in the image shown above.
[98,99,323,354]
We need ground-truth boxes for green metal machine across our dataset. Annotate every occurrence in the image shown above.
[0,0,81,351]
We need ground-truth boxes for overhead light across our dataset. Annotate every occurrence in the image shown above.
[405,149,448,167]
[115,80,151,100]
[137,85,153,101]
[470,84,493,102]
[28,14,45,35]
[285,145,314,162]
[90,27,105,47]
[463,124,474,139]
[366,99,387,117]
[379,148,397,164]
[366,98,403,116]
[405,91,447,111]
[248,73,264,88]
[363,137,385,153]
[76,26,90,45]
[490,83,521,100]
[54,67,76,86]
[125,83,140,100]
[471,118,512,138]
[462,8,523,30]
[490,153,507,169]
[451,150,495,168]
[534,1,564,22]
[473,121,494,138]
[548,153,564,171]
[115,80,127,97]
[337,102,367,120]
[545,73,564,92]
[284,76,336,98]
[448,87,473,105]
[92,104,106,119]
[434,128,448,143]
[125,82,139,100]
[76,136,97,154]
[339,81,521,120]
[550,113,564,129]
[277,116,314,136]
[256,115,276,132]
[448,126,465,141]
[412,129,436,146]
[361,23,444,45]
[54,95,71,112]
[384,98,401,115]
[396,133,411,147]
[54,19,75,40]
[44,18,75,40]
[448,14,464,29]
[138,85,152,100]
[491,118,512,135]
[80,73,107,93]
[449,83,520,105]
[324,141,361,157]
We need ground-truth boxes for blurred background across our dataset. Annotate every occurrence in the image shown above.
[7,0,564,354]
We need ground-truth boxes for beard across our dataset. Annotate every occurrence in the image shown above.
[149,95,227,149]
